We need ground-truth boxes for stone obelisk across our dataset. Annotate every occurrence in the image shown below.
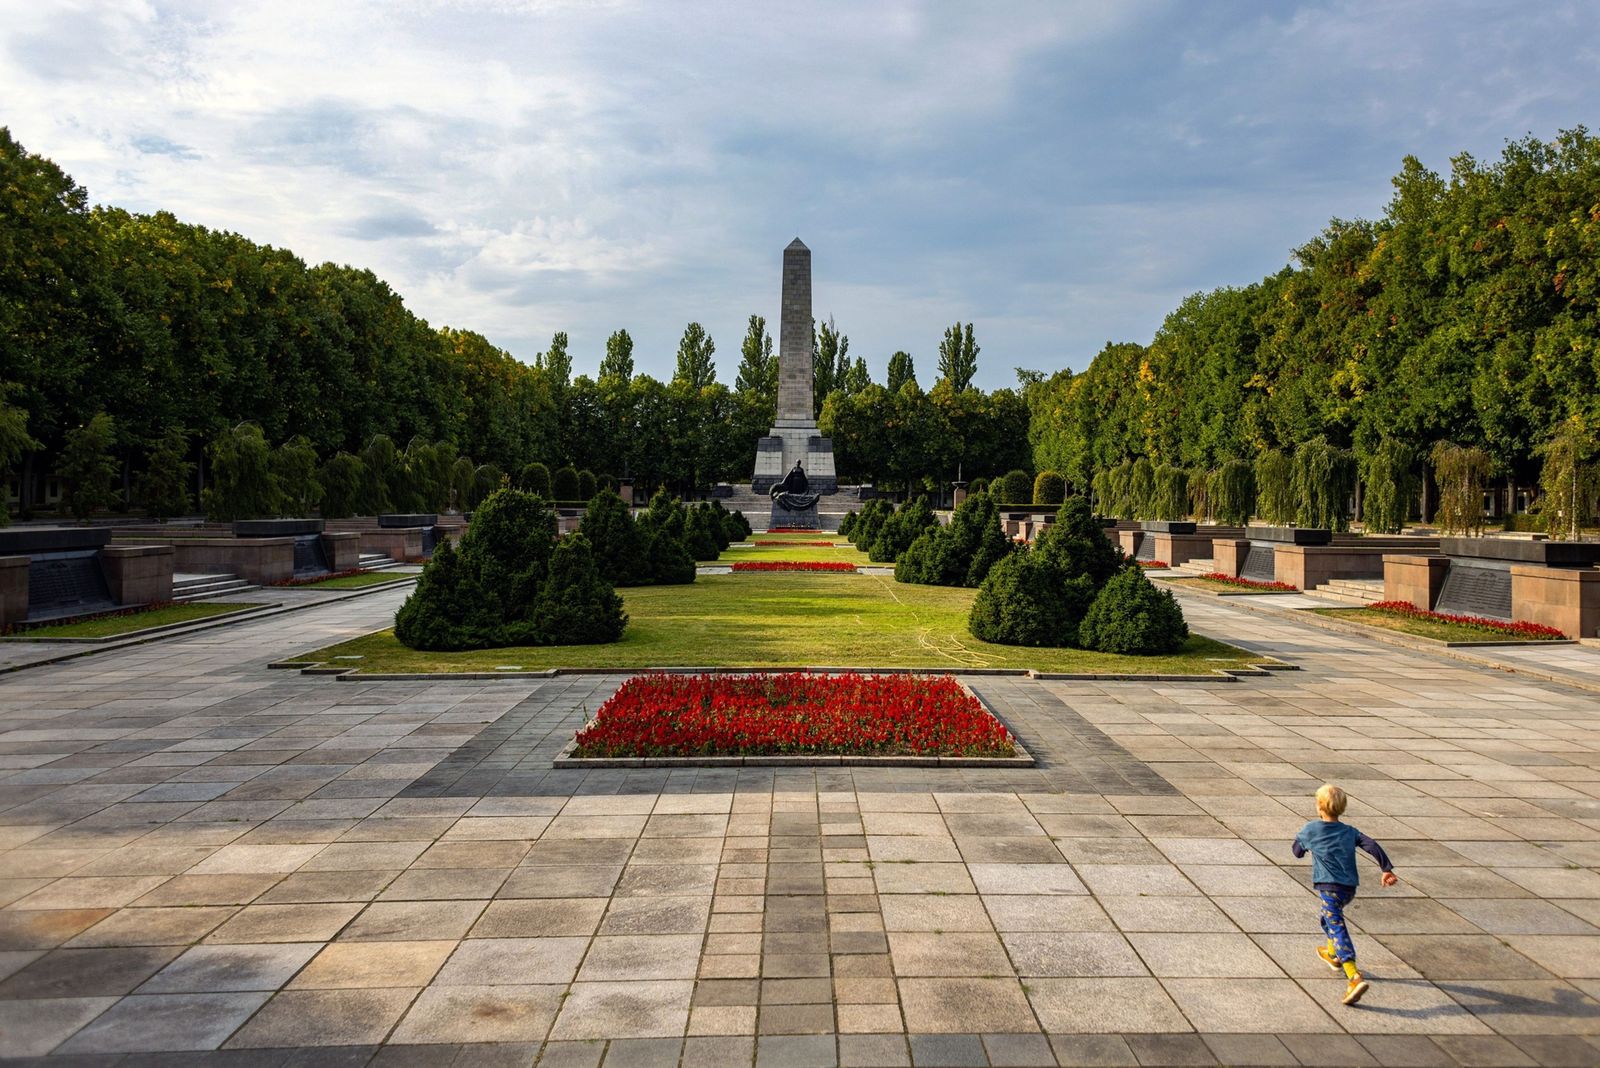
[751,238,837,494]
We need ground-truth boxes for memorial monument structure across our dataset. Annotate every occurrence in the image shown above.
[751,240,838,523]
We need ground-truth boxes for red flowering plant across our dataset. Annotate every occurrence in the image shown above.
[573,672,1015,758]
[1138,560,1170,568]
[730,561,857,572]
[1367,601,1566,640]
[270,568,372,587]
[1198,572,1299,592]
[754,540,836,546]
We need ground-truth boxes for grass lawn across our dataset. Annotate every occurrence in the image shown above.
[286,570,417,589]
[297,571,1263,674]
[1310,606,1565,643]
[719,540,872,564]
[10,601,267,639]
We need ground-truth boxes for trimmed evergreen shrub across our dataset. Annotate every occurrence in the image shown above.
[893,491,1010,587]
[968,477,989,495]
[1077,565,1188,654]
[1033,496,1124,587]
[869,497,938,563]
[704,501,733,551]
[685,505,723,561]
[394,539,497,650]
[839,511,857,537]
[394,488,627,651]
[579,489,644,585]
[520,462,552,498]
[1033,471,1066,506]
[577,469,598,502]
[968,553,1097,647]
[643,527,696,584]
[534,533,626,644]
[721,507,752,542]
[552,465,580,502]
[849,498,892,548]
[998,469,1032,505]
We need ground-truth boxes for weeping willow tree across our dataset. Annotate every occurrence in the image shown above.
[1151,465,1188,520]
[1255,449,1295,525]
[1091,468,1112,514]
[1430,441,1492,536]
[1293,437,1356,530]
[1187,465,1213,522]
[1360,438,1419,534]
[1128,457,1156,519]
[1213,459,1255,525]
[1535,417,1600,539]
[1105,460,1133,518]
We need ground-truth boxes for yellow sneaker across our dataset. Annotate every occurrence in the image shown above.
[1342,974,1370,1006]
[1317,945,1341,971]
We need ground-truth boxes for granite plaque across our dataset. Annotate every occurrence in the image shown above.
[27,550,114,620]
[1434,562,1513,619]
[1239,544,1278,582]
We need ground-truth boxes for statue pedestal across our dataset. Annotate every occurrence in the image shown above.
[769,502,820,530]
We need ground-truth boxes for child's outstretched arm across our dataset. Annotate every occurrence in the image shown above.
[1357,832,1398,886]
[1291,828,1307,860]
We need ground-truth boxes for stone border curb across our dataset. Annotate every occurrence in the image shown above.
[276,660,1295,682]
[549,677,1038,769]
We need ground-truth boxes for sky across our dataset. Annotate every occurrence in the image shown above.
[3,1,1596,390]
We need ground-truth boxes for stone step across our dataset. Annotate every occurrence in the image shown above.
[357,553,403,571]
[1171,559,1218,577]
[1309,578,1386,605]
[172,576,258,602]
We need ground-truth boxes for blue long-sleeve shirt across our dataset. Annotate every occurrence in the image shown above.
[1292,820,1392,889]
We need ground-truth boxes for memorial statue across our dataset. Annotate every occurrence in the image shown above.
[770,461,821,511]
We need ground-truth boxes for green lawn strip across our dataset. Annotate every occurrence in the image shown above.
[300,572,1259,674]
[10,601,267,639]
[1165,576,1299,595]
[1309,607,1564,643]
[284,570,417,589]
[719,542,872,564]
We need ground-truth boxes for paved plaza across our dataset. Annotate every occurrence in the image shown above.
[2,588,1599,1066]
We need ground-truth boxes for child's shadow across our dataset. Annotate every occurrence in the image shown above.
[1346,977,1600,1023]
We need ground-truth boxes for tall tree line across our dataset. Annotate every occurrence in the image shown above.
[1026,129,1600,522]
[1,130,1026,513]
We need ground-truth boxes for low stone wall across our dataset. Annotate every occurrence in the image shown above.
[1383,555,1448,609]
[1273,545,1394,590]
[323,532,361,572]
[0,557,27,626]
[1511,566,1600,639]
[166,538,296,585]
[360,529,424,561]
[1151,527,1245,566]
[1117,529,1143,558]
[1212,539,1247,577]
[102,545,175,605]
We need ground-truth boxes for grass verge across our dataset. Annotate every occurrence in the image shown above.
[285,570,416,590]
[720,540,872,564]
[297,571,1262,674]
[9,601,266,639]
[1310,607,1566,643]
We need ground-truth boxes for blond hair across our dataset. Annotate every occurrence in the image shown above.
[1316,783,1347,819]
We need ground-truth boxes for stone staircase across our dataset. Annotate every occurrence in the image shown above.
[1169,558,1217,577]
[357,551,405,571]
[1308,578,1386,605]
[172,573,258,602]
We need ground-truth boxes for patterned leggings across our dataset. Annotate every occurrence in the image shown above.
[1319,886,1358,963]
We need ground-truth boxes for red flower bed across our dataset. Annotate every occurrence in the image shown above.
[754,540,836,546]
[270,568,370,587]
[731,561,856,572]
[1367,601,1566,640]
[1197,572,1299,592]
[574,672,1015,757]
[1138,560,1170,569]
[764,527,825,534]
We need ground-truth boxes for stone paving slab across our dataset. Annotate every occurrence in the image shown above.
[1,588,1600,1063]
